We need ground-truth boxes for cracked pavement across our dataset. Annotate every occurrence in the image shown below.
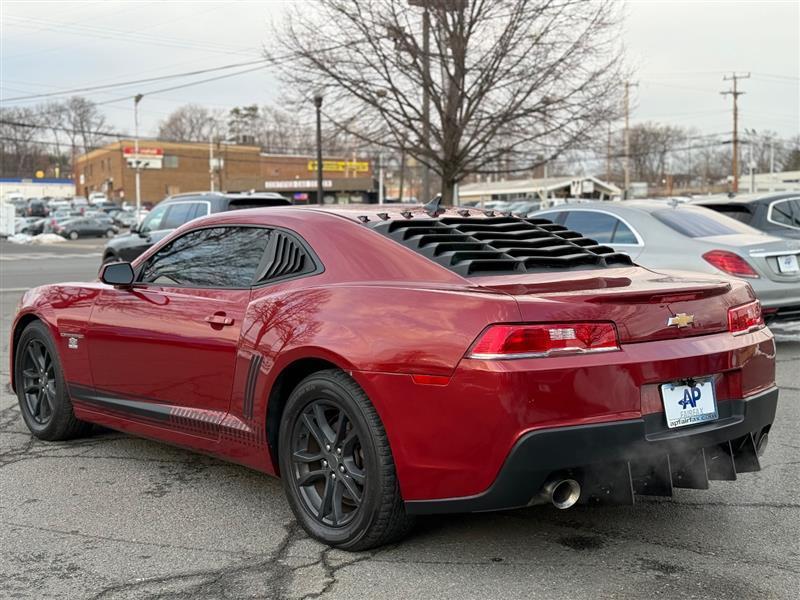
[1,244,799,599]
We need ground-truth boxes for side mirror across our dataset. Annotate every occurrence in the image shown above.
[99,262,135,287]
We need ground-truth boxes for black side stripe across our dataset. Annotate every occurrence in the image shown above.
[244,354,263,420]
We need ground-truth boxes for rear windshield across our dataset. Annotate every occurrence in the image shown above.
[653,208,758,238]
[700,204,753,224]
[227,198,291,210]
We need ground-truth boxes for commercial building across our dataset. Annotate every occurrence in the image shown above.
[1,177,75,199]
[458,175,621,206]
[75,140,375,204]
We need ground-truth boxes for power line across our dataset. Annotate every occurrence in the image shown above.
[3,58,270,102]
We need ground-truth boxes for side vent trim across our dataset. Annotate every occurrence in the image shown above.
[244,354,263,420]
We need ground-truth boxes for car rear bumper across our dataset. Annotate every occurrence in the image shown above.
[405,386,777,514]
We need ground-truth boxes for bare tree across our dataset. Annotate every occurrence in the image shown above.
[0,106,46,176]
[157,104,221,142]
[63,96,108,154]
[269,0,625,203]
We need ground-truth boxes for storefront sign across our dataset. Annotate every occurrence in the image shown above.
[307,160,369,173]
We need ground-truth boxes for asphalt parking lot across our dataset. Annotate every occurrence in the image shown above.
[0,239,798,600]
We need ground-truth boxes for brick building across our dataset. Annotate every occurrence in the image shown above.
[75,140,375,204]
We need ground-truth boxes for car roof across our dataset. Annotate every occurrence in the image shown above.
[692,192,800,205]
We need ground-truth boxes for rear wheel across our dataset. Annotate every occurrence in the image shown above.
[68,231,78,240]
[279,369,413,550]
[15,321,91,441]
[105,229,116,238]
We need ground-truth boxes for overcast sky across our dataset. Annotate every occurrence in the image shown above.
[1,0,798,141]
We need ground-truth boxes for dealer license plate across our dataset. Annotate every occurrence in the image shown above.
[777,254,799,274]
[661,379,718,429]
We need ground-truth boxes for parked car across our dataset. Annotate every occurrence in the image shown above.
[102,191,291,263]
[113,211,137,228]
[53,217,118,240]
[47,199,71,212]
[11,205,777,549]
[71,197,89,212]
[693,192,800,240]
[533,201,800,323]
[14,217,41,234]
[88,192,108,205]
[26,199,49,218]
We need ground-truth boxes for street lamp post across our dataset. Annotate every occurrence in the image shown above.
[133,94,143,216]
[313,92,324,204]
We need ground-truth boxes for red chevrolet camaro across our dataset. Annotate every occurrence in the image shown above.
[10,205,777,550]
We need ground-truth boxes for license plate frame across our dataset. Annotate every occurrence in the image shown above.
[777,254,799,274]
[660,379,718,429]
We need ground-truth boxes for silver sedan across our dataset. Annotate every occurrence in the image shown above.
[532,200,800,323]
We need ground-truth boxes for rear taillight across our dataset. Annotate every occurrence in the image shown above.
[702,250,759,278]
[728,300,765,335]
[467,322,619,359]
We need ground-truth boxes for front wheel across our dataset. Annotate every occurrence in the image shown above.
[68,231,79,240]
[15,321,92,441]
[278,369,413,551]
[105,229,116,238]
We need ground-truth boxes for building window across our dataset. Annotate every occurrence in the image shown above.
[164,155,179,168]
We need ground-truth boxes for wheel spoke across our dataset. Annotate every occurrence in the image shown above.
[22,368,38,378]
[312,403,336,444]
[301,412,326,447]
[27,344,42,370]
[296,469,326,487]
[293,449,323,464]
[331,479,345,525]
[340,474,362,505]
[318,476,334,522]
[333,412,349,446]
[28,392,41,418]
[347,465,365,486]
[24,383,40,394]
[38,390,50,420]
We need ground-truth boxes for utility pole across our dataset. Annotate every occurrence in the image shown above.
[721,72,749,193]
[623,81,638,199]
[606,124,612,183]
[209,135,215,192]
[378,153,384,205]
[313,92,324,204]
[133,94,143,217]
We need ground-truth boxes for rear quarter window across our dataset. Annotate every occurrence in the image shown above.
[653,208,758,238]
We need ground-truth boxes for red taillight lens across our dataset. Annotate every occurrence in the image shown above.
[728,300,765,335]
[468,322,619,359]
[702,250,759,278]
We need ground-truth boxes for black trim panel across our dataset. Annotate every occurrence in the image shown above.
[70,383,173,423]
[243,354,263,420]
[405,387,778,515]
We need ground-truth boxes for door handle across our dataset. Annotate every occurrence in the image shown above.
[205,314,233,326]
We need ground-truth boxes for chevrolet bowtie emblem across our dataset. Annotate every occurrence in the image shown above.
[667,313,695,328]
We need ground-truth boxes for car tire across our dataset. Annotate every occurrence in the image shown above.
[14,321,92,441]
[105,229,116,238]
[68,231,78,240]
[278,369,414,551]
[102,252,120,264]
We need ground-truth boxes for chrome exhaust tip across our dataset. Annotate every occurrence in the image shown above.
[543,478,581,510]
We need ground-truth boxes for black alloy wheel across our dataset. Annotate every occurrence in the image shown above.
[15,321,91,441]
[290,400,366,527]
[20,339,56,426]
[278,370,413,550]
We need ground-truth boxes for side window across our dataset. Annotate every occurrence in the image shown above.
[563,211,617,244]
[771,200,800,229]
[162,203,204,229]
[140,227,270,288]
[140,203,169,233]
[539,211,565,225]
[611,221,638,244]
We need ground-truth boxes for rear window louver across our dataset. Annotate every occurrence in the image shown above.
[369,216,633,276]
[256,231,312,283]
